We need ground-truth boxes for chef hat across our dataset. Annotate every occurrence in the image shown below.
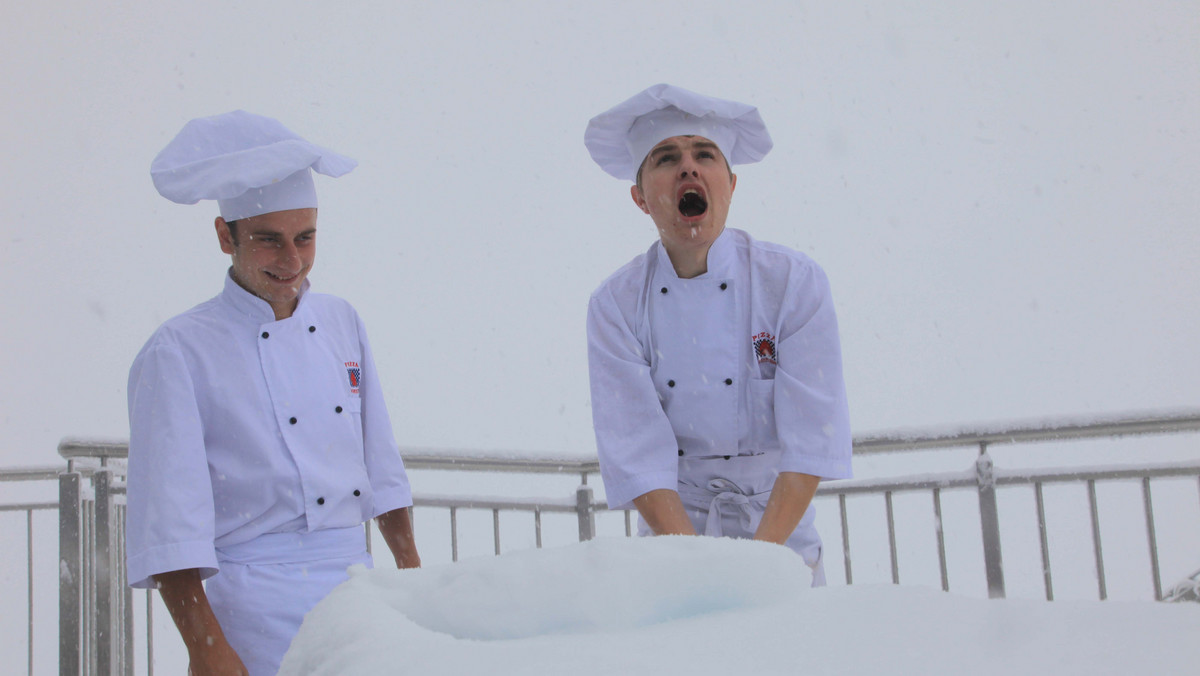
[584,84,773,181]
[150,110,357,221]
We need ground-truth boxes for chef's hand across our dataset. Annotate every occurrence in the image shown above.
[187,641,248,676]
[754,472,821,545]
[633,489,698,536]
[377,506,422,569]
[156,568,248,675]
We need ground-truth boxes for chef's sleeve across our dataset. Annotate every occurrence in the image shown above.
[587,287,681,510]
[125,343,219,589]
[355,312,414,517]
[774,262,853,480]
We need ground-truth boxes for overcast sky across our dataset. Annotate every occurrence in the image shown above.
[2,1,1197,468]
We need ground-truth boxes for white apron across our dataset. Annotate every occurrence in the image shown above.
[639,452,826,587]
[206,527,371,676]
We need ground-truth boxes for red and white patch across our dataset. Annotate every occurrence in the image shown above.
[345,361,361,394]
[752,331,777,365]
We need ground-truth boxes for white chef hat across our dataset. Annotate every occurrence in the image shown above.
[150,110,357,221]
[584,84,773,181]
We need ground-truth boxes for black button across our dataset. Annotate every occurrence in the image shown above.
[309,326,316,333]
[678,449,685,457]
[316,497,325,505]
[725,378,733,385]
[353,489,361,497]
[335,406,343,413]
[720,282,727,290]
[261,331,269,339]
[289,417,297,425]
[724,455,731,460]
[667,380,675,388]
[660,287,668,294]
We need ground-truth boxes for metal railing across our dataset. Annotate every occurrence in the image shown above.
[0,465,61,676]
[3,409,1195,674]
[57,447,134,676]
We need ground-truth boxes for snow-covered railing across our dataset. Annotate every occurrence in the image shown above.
[19,410,1200,674]
[839,411,1200,600]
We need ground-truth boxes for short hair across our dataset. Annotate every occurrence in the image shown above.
[225,219,239,244]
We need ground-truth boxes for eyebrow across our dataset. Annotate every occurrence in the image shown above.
[648,143,679,159]
[249,228,317,238]
[649,139,720,158]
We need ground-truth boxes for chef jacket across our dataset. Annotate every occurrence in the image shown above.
[587,228,852,511]
[125,271,413,589]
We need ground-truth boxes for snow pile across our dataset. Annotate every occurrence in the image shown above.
[281,537,1200,675]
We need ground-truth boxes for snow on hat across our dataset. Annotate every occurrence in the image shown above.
[150,110,357,221]
[584,84,773,181]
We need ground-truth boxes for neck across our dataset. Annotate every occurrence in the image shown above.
[665,244,710,279]
[270,300,297,321]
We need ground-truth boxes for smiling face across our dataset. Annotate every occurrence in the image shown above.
[631,136,736,278]
[216,207,317,320]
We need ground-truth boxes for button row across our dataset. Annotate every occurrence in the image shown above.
[664,378,735,388]
[658,282,730,295]
[314,489,364,506]
[261,325,318,340]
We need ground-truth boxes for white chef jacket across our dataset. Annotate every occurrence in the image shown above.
[587,227,852,513]
[125,271,413,590]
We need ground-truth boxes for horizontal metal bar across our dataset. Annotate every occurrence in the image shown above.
[818,471,978,496]
[0,467,64,482]
[818,460,1200,497]
[57,438,130,460]
[0,502,59,512]
[415,494,579,512]
[853,410,1200,454]
[403,454,601,475]
[995,460,1200,485]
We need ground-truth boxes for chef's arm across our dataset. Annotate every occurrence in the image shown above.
[376,507,422,569]
[154,568,248,676]
[632,489,698,536]
[754,472,821,545]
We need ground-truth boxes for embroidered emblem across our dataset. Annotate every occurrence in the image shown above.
[345,361,361,394]
[752,331,778,365]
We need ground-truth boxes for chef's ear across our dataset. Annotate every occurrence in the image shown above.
[215,217,237,254]
[630,184,650,215]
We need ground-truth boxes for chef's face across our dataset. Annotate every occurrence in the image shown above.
[632,135,737,264]
[216,208,317,320]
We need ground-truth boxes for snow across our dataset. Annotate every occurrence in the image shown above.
[280,537,1199,675]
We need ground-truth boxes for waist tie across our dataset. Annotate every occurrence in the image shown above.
[216,526,366,565]
[677,478,770,537]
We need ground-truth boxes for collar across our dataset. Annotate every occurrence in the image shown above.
[219,268,312,323]
[654,227,736,280]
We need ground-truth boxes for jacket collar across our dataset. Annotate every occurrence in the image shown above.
[220,268,311,323]
[654,227,736,280]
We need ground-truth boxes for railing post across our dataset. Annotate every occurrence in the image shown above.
[93,469,130,674]
[59,471,82,676]
[576,485,596,541]
[976,443,1006,599]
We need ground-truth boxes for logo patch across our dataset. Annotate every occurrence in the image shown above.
[752,331,777,365]
[345,361,361,394]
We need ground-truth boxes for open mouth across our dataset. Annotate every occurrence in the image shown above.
[678,189,708,218]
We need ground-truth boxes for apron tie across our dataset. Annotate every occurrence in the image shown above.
[682,478,768,537]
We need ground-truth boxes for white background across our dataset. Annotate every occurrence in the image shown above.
[2,0,1197,466]
[0,3,1197,672]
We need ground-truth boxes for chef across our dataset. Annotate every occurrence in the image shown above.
[584,84,852,585]
[127,110,420,675]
